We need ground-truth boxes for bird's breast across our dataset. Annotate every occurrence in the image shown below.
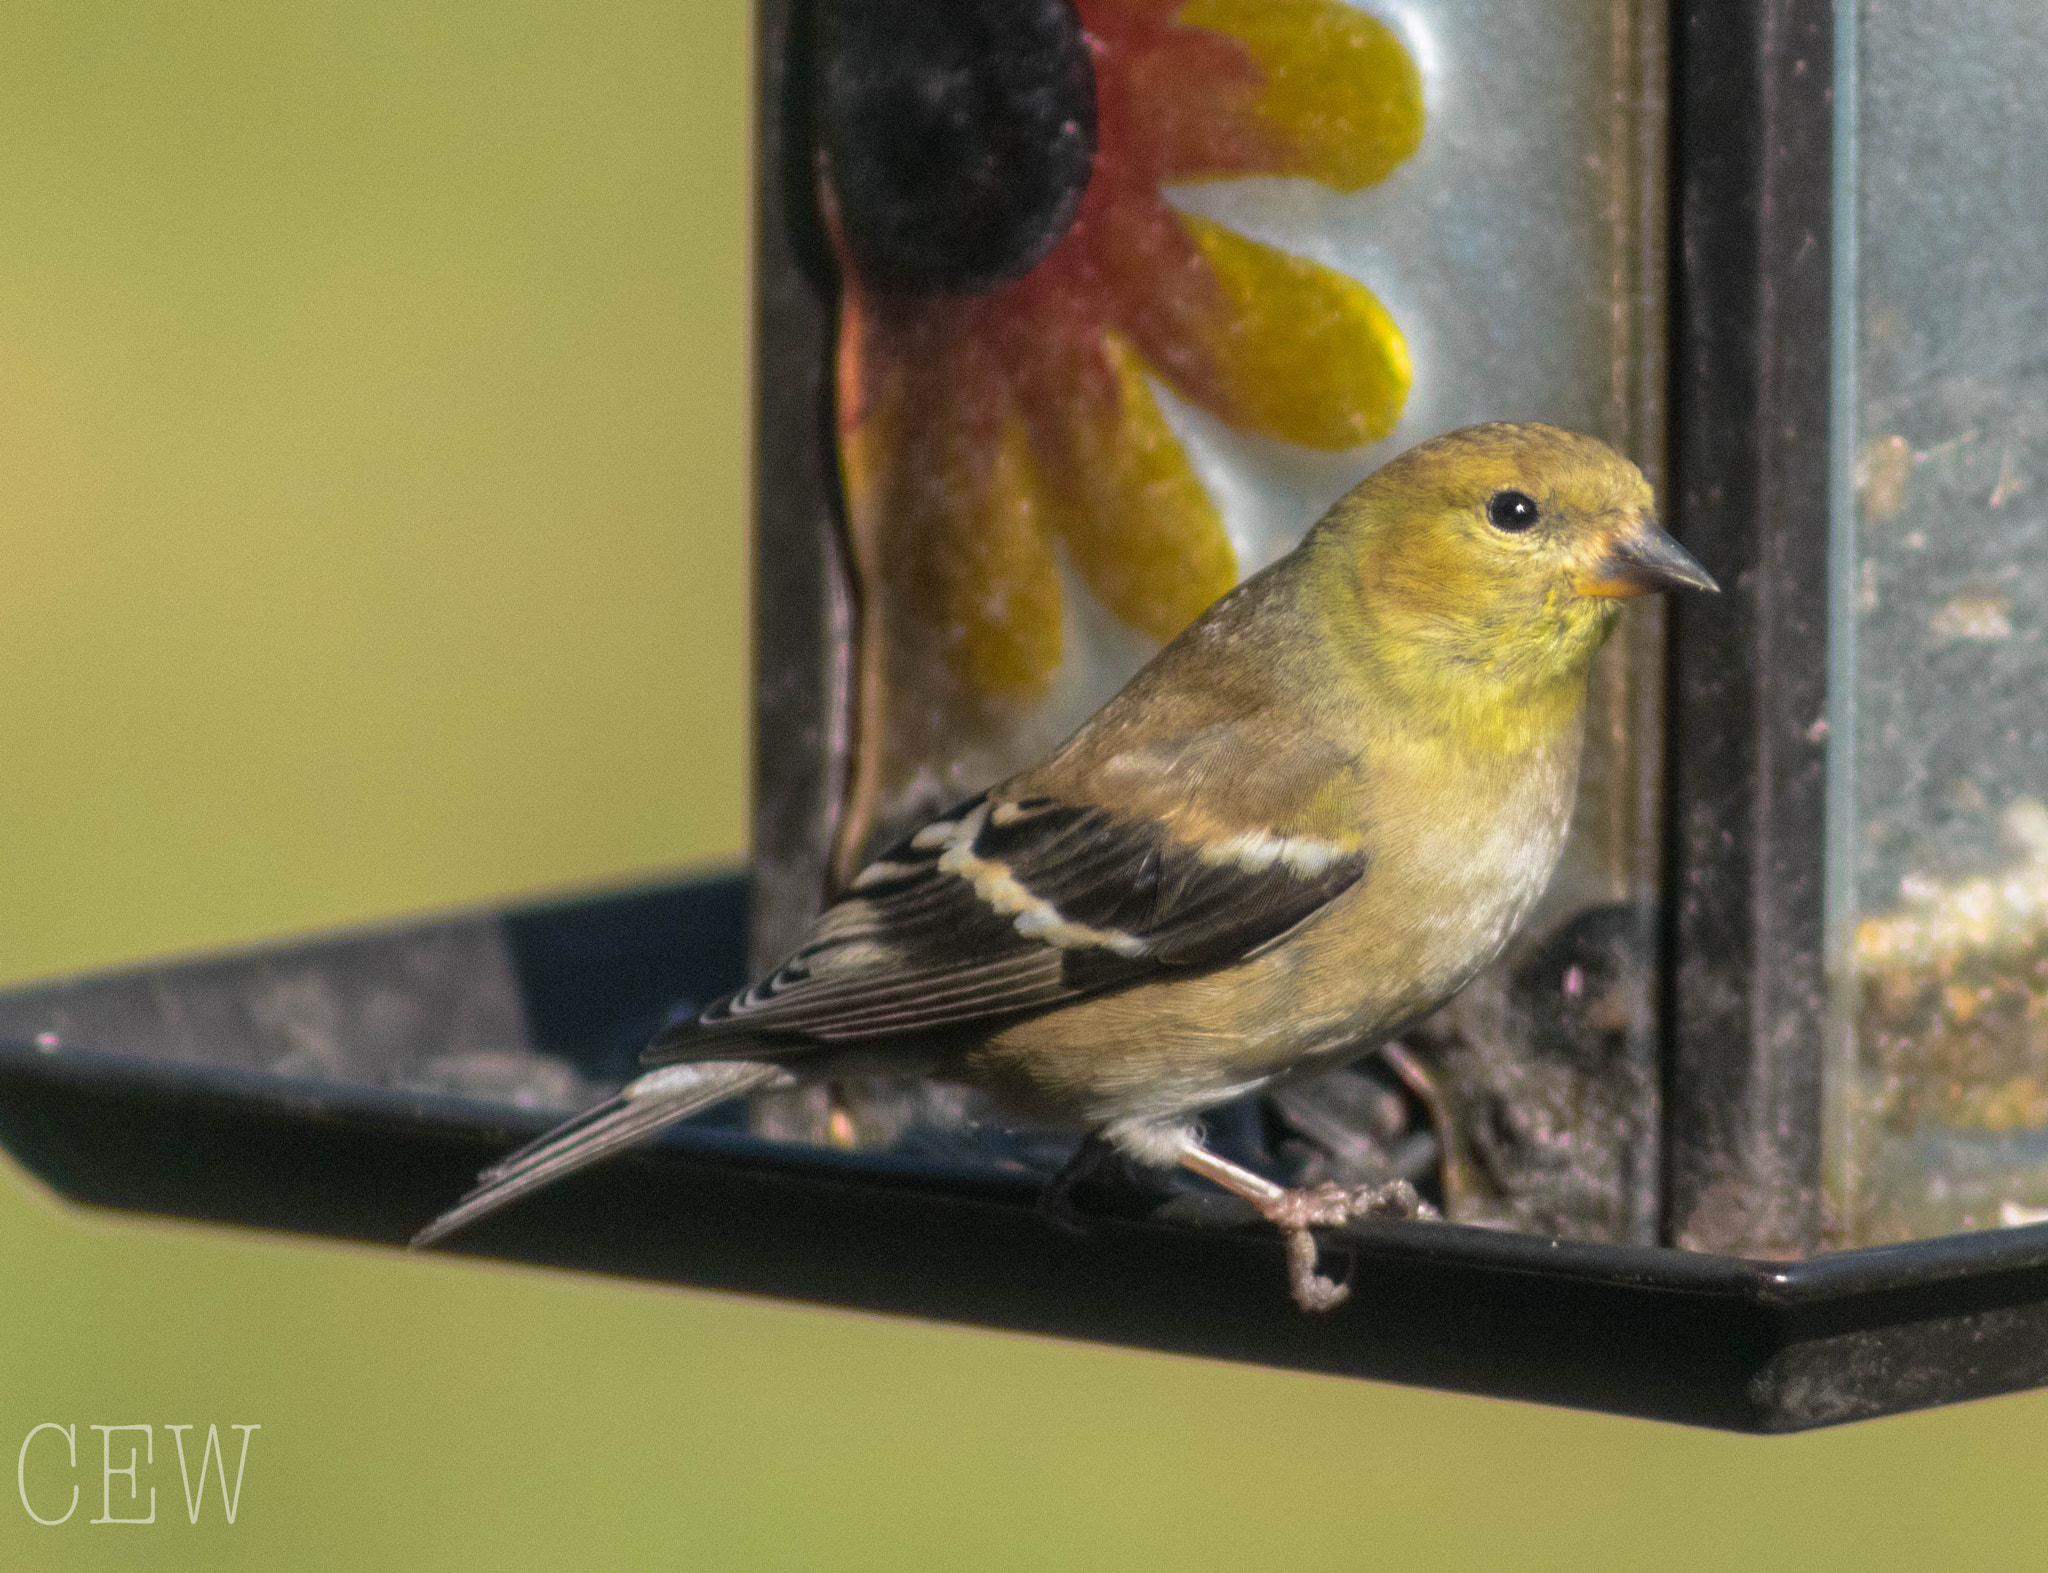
[969,724,1583,1127]
[1314,738,1577,1016]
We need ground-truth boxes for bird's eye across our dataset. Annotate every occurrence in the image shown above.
[1486,489,1541,532]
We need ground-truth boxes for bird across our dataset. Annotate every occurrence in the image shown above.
[412,422,1717,1309]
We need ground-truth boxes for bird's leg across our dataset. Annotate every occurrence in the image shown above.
[1038,1132,1121,1236]
[1175,1139,1434,1312]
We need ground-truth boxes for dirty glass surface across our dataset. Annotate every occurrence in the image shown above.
[1827,0,2048,1244]
[770,0,1673,1243]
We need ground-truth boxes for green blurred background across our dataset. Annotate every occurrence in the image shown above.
[0,4,2041,1567]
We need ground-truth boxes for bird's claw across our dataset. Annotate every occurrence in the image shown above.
[1258,1179,1439,1311]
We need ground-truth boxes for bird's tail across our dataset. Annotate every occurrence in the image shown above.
[410,1060,790,1249]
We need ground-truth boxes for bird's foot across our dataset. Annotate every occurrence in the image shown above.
[1255,1180,1439,1312]
[1166,1129,1439,1313]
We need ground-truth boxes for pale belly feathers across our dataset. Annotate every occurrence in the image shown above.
[966,732,1579,1131]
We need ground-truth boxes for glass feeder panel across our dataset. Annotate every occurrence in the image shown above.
[1830,0,2048,1244]
[795,0,1671,1242]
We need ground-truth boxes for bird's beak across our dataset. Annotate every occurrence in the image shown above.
[1576,518,1720,598]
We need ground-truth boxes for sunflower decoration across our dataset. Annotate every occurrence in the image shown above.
[820,0,1424,880]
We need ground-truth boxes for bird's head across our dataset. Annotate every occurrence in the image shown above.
[1315,423,1716,719]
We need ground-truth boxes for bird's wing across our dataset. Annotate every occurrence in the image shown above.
[652,729,1369,1058]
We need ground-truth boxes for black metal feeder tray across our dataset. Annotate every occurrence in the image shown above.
[3,870,2047,1435]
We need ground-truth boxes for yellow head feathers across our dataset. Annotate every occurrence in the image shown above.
[1309,422,1715,699]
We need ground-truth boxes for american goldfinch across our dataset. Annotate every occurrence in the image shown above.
[414,422,1716,1309]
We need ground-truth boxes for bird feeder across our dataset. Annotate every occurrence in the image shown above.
[6,0,2048,1432]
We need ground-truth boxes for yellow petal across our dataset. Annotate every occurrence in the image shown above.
[1045,332,1237,644]
[924,412,1065,701]
[1180,211,1410,449]
[1178,0,1424,191]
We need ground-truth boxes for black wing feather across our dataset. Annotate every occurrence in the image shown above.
[648,791,1366,1061]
